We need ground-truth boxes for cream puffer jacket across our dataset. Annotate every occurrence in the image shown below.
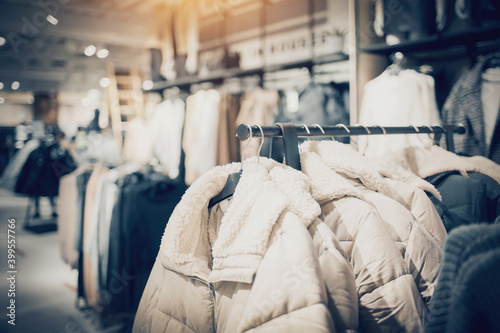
[301,151,426,332]
[300,141,443,308]
[133,158,359,333]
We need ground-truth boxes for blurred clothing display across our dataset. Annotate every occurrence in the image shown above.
[182,89,220,185]
[150,98,185,180]
[359,69,442,157]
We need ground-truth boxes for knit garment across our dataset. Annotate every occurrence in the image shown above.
[445,248,500,333]
[426,224,500,332]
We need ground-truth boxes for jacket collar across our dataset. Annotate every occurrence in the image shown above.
[159,157,320,284]
[299,150,363,202]
[300,140,391,195]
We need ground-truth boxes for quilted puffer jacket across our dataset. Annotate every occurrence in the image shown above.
[300,141,443,307]
[133,157,359,333]
[301,151,426,332]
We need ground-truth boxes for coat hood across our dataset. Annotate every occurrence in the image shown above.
[159,157,320,284]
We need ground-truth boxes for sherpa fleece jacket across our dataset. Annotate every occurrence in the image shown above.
[133,157,359,333]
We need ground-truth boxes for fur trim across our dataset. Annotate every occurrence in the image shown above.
[159,157,320,283]
[467,155,500,184]
[381,146,500,182]
[373,159,442,201]
[300,140,391,195]
[300,151,363,201]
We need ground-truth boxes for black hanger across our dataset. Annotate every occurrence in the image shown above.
[208,125,264,209]
[276,122,301,171]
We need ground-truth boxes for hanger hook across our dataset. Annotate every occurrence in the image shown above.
[336,123,351,133]
[355,124,371,135]
[312,123,334,140]
[336,123,350,140]
[256,124,264,163]
[374,125,387,136]
[240,124,253,170]
[301,124,311,140]
[311,123,325,134]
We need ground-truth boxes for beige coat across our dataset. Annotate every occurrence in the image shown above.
[300,141,443,308]
[133,158,359,333]
[301,151,426,332]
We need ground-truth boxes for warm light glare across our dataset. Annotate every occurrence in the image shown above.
[99,77,111,88]
[81,97,90,107]
[46,15,58,25]
[11,81,20,90]
[142,80,154,90]
[0,37,5,46]
[84,45,96,56]
[0,82,4,90]
[0,97,5,104]
[96,49,109,58]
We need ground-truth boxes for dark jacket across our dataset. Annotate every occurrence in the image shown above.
[15,141,77,197]
[425,171,500,232]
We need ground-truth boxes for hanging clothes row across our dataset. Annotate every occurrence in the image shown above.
[126,77,350,186]
[131,122,500,333]
[57,162,187,316]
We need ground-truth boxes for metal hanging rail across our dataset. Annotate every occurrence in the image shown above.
[236,123,466,152]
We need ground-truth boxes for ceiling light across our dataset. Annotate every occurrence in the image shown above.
[0,97,5,104]
[142,80,154,90]
[0,37,5,46]
[84,45,96,56]
[96,49,109,59]
[11,81,20,90]
[46,15,58,25]
[0,82,3,90]
[99,77,111,88]
[81,97,90,107]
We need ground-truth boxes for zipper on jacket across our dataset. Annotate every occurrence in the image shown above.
[188,275,217,332]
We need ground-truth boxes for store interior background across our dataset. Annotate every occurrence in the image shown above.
[0,0,499,332]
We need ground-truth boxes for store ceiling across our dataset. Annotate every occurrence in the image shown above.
[0,0,160,94]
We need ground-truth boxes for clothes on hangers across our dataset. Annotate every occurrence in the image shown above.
[134,158,352,332]
[122,118,155,164]
[358,69,442,158]
[134,137,450,332]
[150,98,186,180]
[183,89,220,185]
[15,140,77,197]
[374,145,500,231]
[0,139,40,192]
[442,52,500,164]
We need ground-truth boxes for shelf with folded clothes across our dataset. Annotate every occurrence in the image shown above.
[360,24,500,56]
[148,52,349,92]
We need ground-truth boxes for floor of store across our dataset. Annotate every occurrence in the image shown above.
[0,190,127,333]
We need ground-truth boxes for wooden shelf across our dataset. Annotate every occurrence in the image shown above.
[360,24,500,56]
[148,53,348,92]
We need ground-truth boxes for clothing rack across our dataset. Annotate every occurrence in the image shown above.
[237,123,465,151]
[236,123,466,171]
